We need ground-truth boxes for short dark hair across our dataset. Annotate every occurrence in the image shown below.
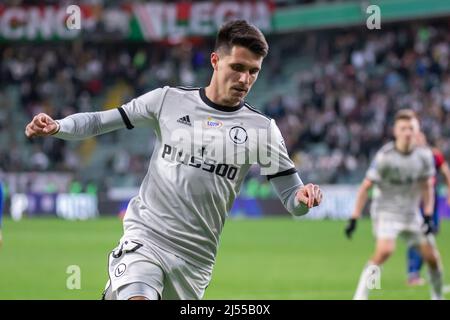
[215,20,269,58]
[394,109,418,123]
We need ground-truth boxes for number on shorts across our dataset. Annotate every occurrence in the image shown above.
[112,240,143,258]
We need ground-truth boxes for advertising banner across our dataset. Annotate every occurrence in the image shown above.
[0,2,274,41]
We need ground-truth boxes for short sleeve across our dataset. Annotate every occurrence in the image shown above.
[119,86,168,128]
[259,119,296,178]
[366,151,384,182]
[421,148,436,179]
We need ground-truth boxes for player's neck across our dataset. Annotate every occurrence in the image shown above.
[394,140,414,154]
[204,85,240,108]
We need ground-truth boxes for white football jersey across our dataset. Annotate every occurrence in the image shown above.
[116,86,296,270]
[366,142,435,222]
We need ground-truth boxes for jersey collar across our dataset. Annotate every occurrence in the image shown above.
[394,142,415,155]
[199,88,244,112]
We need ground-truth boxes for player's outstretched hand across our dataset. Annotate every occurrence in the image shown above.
[25,113,59,138]
[423,216,434,235]
[345,218,357,239]
[296,183,322,209]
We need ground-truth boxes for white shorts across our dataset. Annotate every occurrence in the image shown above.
[102,237,212,300]
[372,215,435,247]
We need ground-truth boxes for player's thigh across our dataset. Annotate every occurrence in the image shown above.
[372,215,401,241]
[417,234,441,267]
[402,224,438,255]
[117,281,160,300]
[372,237,396,263]
[158,251,212,300]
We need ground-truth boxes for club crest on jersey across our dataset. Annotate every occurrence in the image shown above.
[229,126,248,144]
[203,117,223,129]
[114,263,127,277]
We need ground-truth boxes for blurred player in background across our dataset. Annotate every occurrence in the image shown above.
[407,130,450,286]
[345,109,444,300]
[24,20,322,300]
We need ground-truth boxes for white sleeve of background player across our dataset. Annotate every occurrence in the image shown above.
[270,173,309,216]
[53,87,168,140]
[365,151,384,182]
[259,119,297,178]
[420,147,436,179]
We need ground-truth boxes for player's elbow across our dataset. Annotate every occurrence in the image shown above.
[360,179,373,192]
[421,177,434,192]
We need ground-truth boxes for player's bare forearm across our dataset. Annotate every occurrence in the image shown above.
[351,178,372,220]
[421,177,435,217]
[439,162,450,204]
[345,179,371,239]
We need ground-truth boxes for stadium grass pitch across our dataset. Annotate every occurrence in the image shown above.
[0,216,448,300]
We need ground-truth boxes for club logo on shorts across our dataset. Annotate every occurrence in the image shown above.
[229,126,248,144]
[114,263,127,277]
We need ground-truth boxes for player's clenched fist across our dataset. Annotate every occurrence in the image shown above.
[296,183,322,208]
[25,113,59,138]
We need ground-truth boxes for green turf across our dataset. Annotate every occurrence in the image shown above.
[0,217,448,299]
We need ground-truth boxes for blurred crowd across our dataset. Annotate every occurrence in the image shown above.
[270,19,450,183]
[0,40,209,174]
[2,0,349,6]
[1,18,450,191]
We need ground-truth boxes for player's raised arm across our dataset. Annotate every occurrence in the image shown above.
[25,87,167,140]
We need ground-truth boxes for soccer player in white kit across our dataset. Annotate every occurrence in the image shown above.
[345,109,444,300]
[25,20,323,300]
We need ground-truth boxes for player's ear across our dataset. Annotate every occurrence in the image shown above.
[211,52,219,71]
